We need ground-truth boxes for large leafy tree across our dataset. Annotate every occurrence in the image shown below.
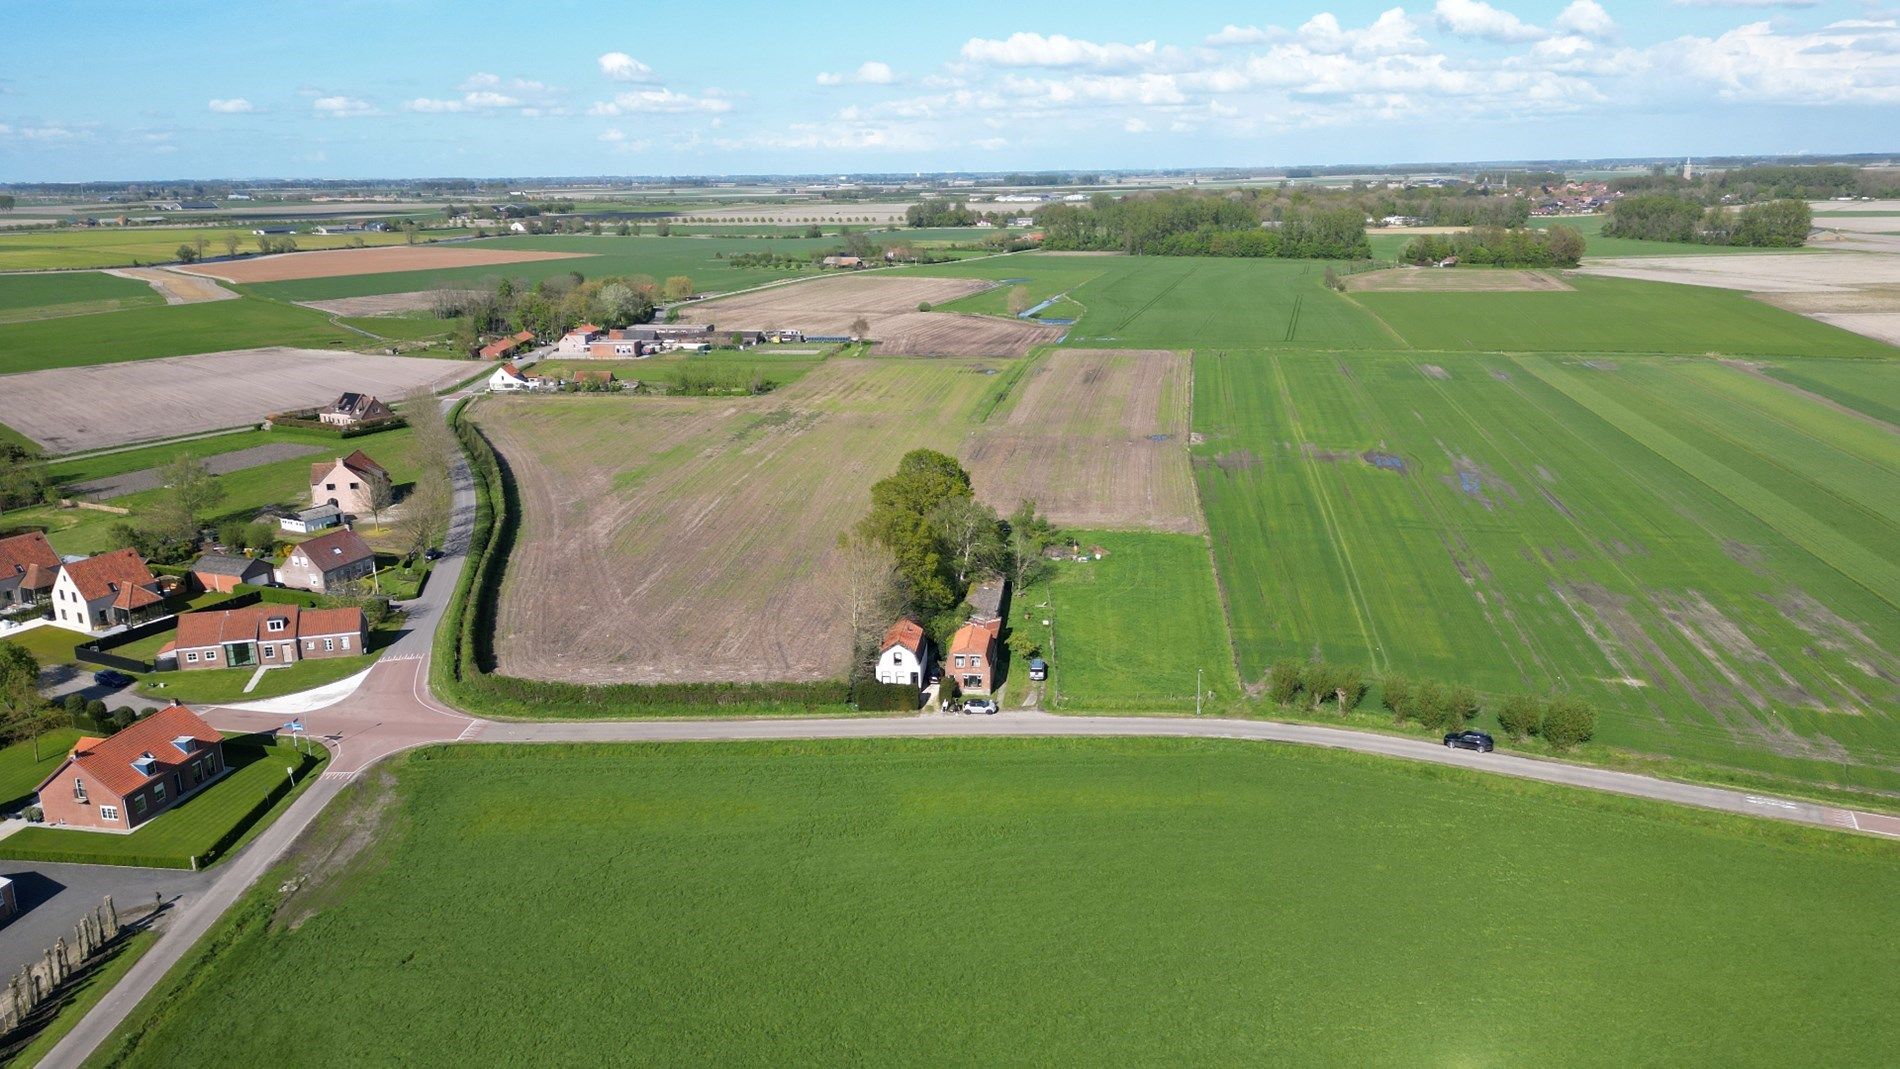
[858,450,973,613]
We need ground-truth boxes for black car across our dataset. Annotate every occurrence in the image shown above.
[1443,730,1494,753]
[92,669,135,689]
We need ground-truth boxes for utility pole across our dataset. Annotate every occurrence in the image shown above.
[1196,668,1203,716]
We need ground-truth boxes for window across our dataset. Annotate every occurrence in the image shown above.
[153,782,166,802]
[73,777,87,803]
[322,637,335,652]
[326,482,337,491]
[306,640,316,651]
[267,618,286,633]
[340,636,351,650]
[205,649,217,661]
[206,751,219,772]
[185,651,198,663]
[263,644,275,659]
[99,805,119,822]
[349,481,360,490]
[133,795,147,814]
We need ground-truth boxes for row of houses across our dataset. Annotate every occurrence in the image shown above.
[553,323,788,359]
[872,575,1010,695]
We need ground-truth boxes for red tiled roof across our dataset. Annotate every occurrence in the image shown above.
[497,362,523,377]
[289,528,375,572]
[949,618,1000,658]
[60,548,155,603]
[880,618,926,657]
[39,704,222,799]
[0,532,59,584]
[308,449,387,487]
[111,583,163,611]
[511,330,535,343]
[175,603,364,649]
[299,606,366,637]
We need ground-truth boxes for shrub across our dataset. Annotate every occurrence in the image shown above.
[1302,662,1337,710]
[1496,694,1544,740]
[1445,683,1481,730]
[1542,695,1597,749]
[917,301,932,312]
[108,707,136,731]
[1267,660,1305,705]
[1334,667,1368,713]
[84,699,107,723]
[853,680,921,712]
[1380,673,1415,716]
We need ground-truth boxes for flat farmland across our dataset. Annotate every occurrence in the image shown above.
[0,227,473,271]
[180,244,587,283]
[1192,351,1900,789]
[0,348,469,453]
[676,273,1063,356]
[476,358,999,684]
[964,348,1201,532]
[1342,268,1573,292]
[0,295,365,374]
[98,741,1900,1066]
[244,234,840,302]
[901,253,1399,349]
[0,270,163,323]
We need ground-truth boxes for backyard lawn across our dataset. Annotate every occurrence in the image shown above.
[0,734,325,869]
[92,739,1900,1066]
[0,728,83,811]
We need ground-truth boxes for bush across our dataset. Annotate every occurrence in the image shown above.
[84,699,107,723]
[1302,663,1337,710]
[1334,667,1368,713]
[917,301,932,312]
[1542,695,1597,749]
[108,707,136,731]
[1267,660,1305,705]
[853,680,920,712]
[1380,673,1415,716]
[1496,694,1544,740]
[1445,683,1481,730]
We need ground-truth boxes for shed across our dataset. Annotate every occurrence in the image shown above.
[280,503,342,534]
[188,554,274,593]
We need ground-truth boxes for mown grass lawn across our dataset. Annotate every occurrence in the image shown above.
[94,740,1900,1066]
[136,618,397,705]
[0,735,325,869]
[0,728,83,810]
[1009,530,1239,711]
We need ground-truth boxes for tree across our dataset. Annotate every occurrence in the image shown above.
[365,470,395,529]
[0,644,57,760]
[1006,285,1031,316]
[396,467,450,562]
[1006,627,1041,661]
[929,496,1003,590]
[175,243,200,263]
[1496,694,1544,740]
[0,442,52,513]
[805,223,823,238]
[223,234,240,257]
[849,315,871,340]
[1541,694,1596,749]
[917,301,932,313]
[661,275,694,301]
[1303,662,1338,710]
[1268,660,1305,705]
[150,454,225,542]
[857,449,974,613]
[1445,683,1482,730]
[1005,499,1058,595]
[1543,223,1585,265]
[654,220,671,237]
[1380,673,1416,718]
[1332,666,1368,713]
[838,532,907,678]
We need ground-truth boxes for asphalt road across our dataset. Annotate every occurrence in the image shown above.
[0,861,207,981]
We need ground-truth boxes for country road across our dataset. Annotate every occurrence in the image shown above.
[37,387,1900,1068]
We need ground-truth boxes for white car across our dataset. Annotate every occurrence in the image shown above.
[962,698,998,715]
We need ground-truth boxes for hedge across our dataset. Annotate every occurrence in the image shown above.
[434,404,854,718]
[266,415,408,437]
[852,680,921,712]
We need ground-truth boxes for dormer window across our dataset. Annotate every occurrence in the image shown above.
[131,753,159,777]
[266,618,287,633]
[172,735,198,755]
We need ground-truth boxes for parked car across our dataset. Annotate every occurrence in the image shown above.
[92,669,135,690]
[1027,658,1048,681]
[963,698,999,715]
[1443,730,1494,753]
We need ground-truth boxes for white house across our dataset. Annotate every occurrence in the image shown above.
[487,362,558,392]
[557,324,603,354]
[874,618,933,687]
[50,549,164,634]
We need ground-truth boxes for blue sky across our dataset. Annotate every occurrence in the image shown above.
[3,0,1896,180]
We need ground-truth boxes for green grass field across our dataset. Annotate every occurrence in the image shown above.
[1192,350,1900,790]
[0,295,366,374]
[0,728,83,810]
[242,234,843,303]
[6,928,158,1068]
[0,227,472,271]
[532,349,830,391]
[0,735,325,868]
[1758,358,1900,426]
[93,740,1900,1066]
[1010,531,1239,711]
[0,271,162,323]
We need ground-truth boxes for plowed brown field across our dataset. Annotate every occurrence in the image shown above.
[477,358,1001,684]
[179,245,586,283]
[1343,268,1574,292]
[679,274,1063,355]
[964,349,1201,532]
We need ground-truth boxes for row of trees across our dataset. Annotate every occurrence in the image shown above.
[1604,196,1811,248]
[430,272,664,346]
[1400,225,1586,267]
[906,200,978,227]
[843,450,1059,677]
[1038,192,1370,259]
[1267,659,1598,749]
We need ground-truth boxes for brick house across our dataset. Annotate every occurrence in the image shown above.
[187,553,274,593]
[948,617,1001,694]
[33,704,227,832]
[172,603,366,671]
[318,392,394,427]
[49,549,164,633]
[478,330,537,360]
[276,528,376,593]
[0,531,60,607]
[309,449,390,518]
[874,618,933,687]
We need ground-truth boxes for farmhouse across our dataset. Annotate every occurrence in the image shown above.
[948,618,1001,694]
[309,449,390,517]
[279,503,342,534]
[0,531,60,607]
[172,603,365,671]
[478,330,537,360]
[276,527,376,593]
[49,549,163,634]
[33,704,227,832]
[318,392,395,427]
[557,323,604,354]
[488,362,559,392]
[187,553,274,593]
[874,618,933,687]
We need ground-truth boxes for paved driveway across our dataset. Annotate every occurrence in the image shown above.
[0,861,207,980]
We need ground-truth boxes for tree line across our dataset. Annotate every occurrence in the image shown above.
[1037,192,1370,259]
[429,272,670,350]
[1268,659,1598,749]
[1400,225,1585,267]
[1604,195,1811,248]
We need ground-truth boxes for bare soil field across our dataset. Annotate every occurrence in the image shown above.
[963,349,1201,532]
[105,267,236,304]
[301,290,477,316]
[1343,268,1574,293]
[1806,313,1900,347]
[680,274,1062,355]
[478,358,998,684]
[1577,251,1900,292]
[0,348,470,453]
[674,203,914,224]
[178,245,586,284]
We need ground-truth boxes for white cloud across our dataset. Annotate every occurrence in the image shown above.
[973,136,1009,149]
[1671,1,1817,7]
[588,88,733,115]
[961,32,1160,70]
[312,95,376,117]
[1659,19,1900,103]
[0,121,86,141]
[1298,8,1427,54]
[1556,1,1617,38]
[207,97,255,114]
[1433,0,1546,42]
[597,52,656,82]
[817,60,897,86]
[1123,117,1151,132]
[1207,24,1274,47]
